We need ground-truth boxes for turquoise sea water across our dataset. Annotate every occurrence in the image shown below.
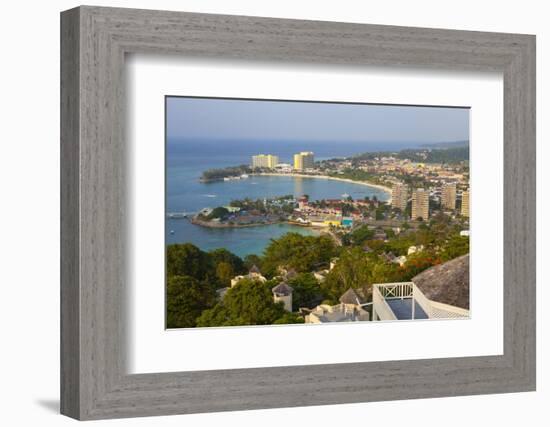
[166,139,398,258]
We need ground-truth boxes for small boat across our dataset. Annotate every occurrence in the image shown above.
[169,230,175,235]
[167,212,187,219]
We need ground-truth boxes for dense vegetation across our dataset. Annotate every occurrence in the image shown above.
[399,146,469,163]
[260,233,338,277]
[200,165,251,181]
[352,145,469,164]
[197,278,303,327]
[229,195,295,215]
[166,245,247,328]
[166,211,469,328]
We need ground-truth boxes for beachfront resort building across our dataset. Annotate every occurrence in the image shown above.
[372,255,470,321]
[411,188,430,221]
[442,183,457,210]
[251,154,279,169]
[293,151,315,170]
[391,183,409,211]
[461,190,470,217]
[274,163,292,173]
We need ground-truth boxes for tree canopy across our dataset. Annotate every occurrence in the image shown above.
[261,233,338,277]
[166,243,213,280]
[287,272,325,311]
[209,248,247,286]
[346,225,374,246]
[207,206,230,220]
[196,279,287,327]
[322,247,372,302]
[166,275,217,328]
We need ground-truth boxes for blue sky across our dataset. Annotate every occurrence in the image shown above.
[166,96,469,144]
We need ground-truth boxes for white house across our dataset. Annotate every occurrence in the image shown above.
[407,245,425,255]
[272,282,293,312]
[305,288,369,323]
[230,265,267,287]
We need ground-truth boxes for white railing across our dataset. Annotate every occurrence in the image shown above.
[376,282,414,299]
[412,284,435,317]
[372,285,397,321]
[373,282,470,320]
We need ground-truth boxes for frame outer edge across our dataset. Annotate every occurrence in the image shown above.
[60,6,82,420]
[502,34,536,391]
[515,34,536,389]
[61,6,537,420]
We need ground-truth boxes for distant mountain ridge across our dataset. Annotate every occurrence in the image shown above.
[351,142,469,164]
[421,140,469,149]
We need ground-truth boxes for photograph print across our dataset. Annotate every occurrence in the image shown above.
[166,96,470,329]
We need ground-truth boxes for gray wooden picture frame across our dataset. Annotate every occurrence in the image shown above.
[60,5,536,420]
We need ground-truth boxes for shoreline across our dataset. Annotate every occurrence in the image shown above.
[250,172,393,202]
[191,217,284,229]
[191,217,336,231]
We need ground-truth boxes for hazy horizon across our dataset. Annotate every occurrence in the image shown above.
[167,96,470,145]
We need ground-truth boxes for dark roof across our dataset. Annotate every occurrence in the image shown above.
[272,282,293,296]
[381,252,396,261]
[249,264,261,274]
[412,254,470,309]
[339,288,365,305]
[285,268,297,279]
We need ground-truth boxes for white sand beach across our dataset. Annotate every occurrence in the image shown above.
[252,172,393,202]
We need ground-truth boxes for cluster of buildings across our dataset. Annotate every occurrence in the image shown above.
[353,156,466,181]
[292,195,384,229]
[391,182,470,221]
[251,151,315,172]
[221,262,374,323]
[218,254,470,324]
[249,151,469,223]
[219,265,294,312]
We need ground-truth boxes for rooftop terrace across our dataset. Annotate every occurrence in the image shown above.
[372,282,469,321]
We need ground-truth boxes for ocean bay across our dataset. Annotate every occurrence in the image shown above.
[165,142,389,257]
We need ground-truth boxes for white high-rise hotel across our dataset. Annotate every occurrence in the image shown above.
[251,154,279,169]
[293,152,315,170]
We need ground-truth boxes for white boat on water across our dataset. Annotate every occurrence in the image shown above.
[223,174,249,181]
[167,212,187,219]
